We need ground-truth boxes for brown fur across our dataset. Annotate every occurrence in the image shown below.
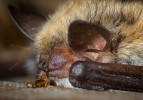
[35,0,143,66]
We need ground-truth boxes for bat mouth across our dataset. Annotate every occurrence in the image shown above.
[47,69,70,78]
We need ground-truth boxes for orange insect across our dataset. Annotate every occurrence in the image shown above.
[26,72,51,88]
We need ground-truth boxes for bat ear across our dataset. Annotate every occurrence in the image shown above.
[8,6,46,42]
[68,20,112,52]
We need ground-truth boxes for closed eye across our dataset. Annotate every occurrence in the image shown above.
[84,49,101,53]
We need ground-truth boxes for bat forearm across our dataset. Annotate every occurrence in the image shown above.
[69,61,143,92]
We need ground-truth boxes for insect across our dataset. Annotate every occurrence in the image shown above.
[9,0,143,92]
[26,72,50,88]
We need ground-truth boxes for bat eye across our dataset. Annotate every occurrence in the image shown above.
[68,20,112,52]
[84,49,101,53]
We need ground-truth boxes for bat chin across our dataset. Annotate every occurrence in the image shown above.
[50,77,74,88]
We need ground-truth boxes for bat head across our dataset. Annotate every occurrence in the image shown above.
[8,1,130,88]
[8,4,116,88]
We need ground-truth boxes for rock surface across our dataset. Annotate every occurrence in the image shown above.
[0,81,143,100]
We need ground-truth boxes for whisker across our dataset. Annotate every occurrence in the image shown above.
[9,62,20,70]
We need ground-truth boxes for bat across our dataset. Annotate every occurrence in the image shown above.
[8,0,143,92]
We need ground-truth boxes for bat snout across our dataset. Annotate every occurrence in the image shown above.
[38,44,87,79]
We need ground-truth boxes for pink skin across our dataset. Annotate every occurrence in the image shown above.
[40,44,88,78]
[92,37,106,51]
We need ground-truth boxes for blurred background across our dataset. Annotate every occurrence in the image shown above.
[0,0,65,82]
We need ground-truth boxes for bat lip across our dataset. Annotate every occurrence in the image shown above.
[8,6,35,43]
